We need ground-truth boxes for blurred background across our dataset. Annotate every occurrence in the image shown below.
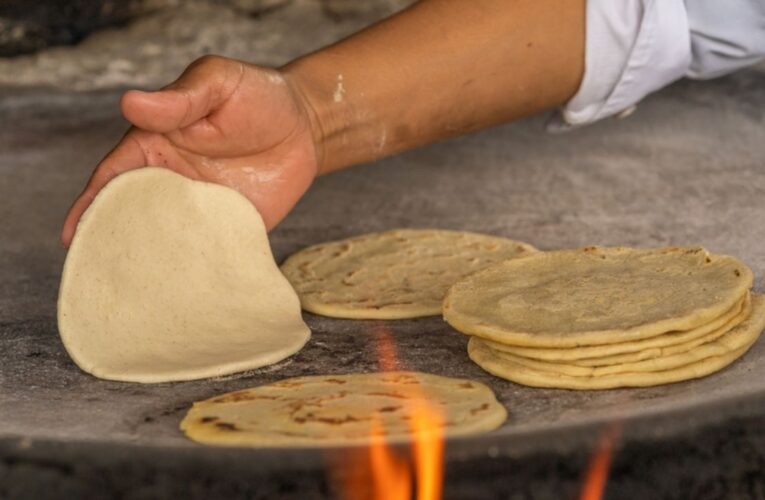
[0,0,412,89]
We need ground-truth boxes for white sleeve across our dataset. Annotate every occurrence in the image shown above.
[686,0,765,79]
[557,0,765,129]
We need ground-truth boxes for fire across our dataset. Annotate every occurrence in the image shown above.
[331,323,445,500]
[368,416,412,500]
[410,402,444,500]
[579,422,622,500]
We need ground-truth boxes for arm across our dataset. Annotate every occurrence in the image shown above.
[285,0,585,173]
[62,0,585,246]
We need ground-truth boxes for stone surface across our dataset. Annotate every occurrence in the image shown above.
[1,63,765,499]
[0,0,146,57]
[0,0,412,89]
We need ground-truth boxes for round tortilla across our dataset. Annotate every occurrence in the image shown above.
[575,294,751,367]
[484,293,750,363]
[281,229,536,319]
[181,371,507,447]
[472,295,763,377]
[444,246,752,348]
[467,295,765,390]
[57,167,310,383]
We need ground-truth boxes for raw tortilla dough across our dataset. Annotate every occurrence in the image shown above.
[181,371,507,447]
[444,247,752,348]
[57,167,310,383]
[467,294,765,390]
[281,229,536,319]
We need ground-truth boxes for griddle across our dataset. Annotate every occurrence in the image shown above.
[1,66,765,499]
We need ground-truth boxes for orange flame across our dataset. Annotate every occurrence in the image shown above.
[368,416,412,500]
[411,402,444,500]
[331,323,444,500]
[579,422,622,500]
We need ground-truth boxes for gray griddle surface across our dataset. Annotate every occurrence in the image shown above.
[1,67,765,497]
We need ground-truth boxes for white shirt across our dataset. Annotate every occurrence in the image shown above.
[556,0,765,128]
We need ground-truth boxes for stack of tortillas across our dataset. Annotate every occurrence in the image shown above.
[281,229,537,319]
[443,247,764,390]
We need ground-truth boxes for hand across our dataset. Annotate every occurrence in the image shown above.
[61,55,320,247]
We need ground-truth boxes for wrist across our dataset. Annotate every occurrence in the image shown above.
[281,55,390,175]
[281,60,333,175]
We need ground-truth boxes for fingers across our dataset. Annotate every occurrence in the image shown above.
[121,55,245,134]
[61,132,147,248]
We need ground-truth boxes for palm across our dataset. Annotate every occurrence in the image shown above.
[62,57,319,247]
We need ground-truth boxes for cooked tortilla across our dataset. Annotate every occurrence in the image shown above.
[181,371,507,447]
[445,246,752,347]
[483,293,751,364]
[467,294,765,390]
[281,229,536,319]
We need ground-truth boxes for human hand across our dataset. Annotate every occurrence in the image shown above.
[61,55,320,247]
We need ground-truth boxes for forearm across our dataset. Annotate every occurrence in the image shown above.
[282,0,585,174]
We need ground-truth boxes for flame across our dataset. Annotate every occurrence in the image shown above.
[411,401,444,500]
[368,416,412,500]
[579,422,621,500]
[331,323,445,500]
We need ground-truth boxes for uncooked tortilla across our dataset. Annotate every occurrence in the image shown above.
[444,247,752,348]
[181,371,507,447]
[280,229,536,319]
[57,167,310,383]
[467,295,765,390]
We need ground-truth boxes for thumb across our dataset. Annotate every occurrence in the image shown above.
[120,56,244,133]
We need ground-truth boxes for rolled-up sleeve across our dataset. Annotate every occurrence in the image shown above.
[558,0,765,128]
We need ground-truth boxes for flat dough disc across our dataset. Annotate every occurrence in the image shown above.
[467,294,765,390]
[444,247,752,347]
[484,293,750,363]
[281,229,536,319]
[58,168,310,383]
[181,371,507,447]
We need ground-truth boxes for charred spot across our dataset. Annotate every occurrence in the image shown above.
[734,269,741,277]
[470,403,490,415]
[324,378,347,384]
[200,416,219,423]
[316,415,363,425]
[459,382,474,389]
[272,381,304,388]
[378,406,402,413]
[215,422,240,431]
[212,390,259,403]
[705,256,712,263]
